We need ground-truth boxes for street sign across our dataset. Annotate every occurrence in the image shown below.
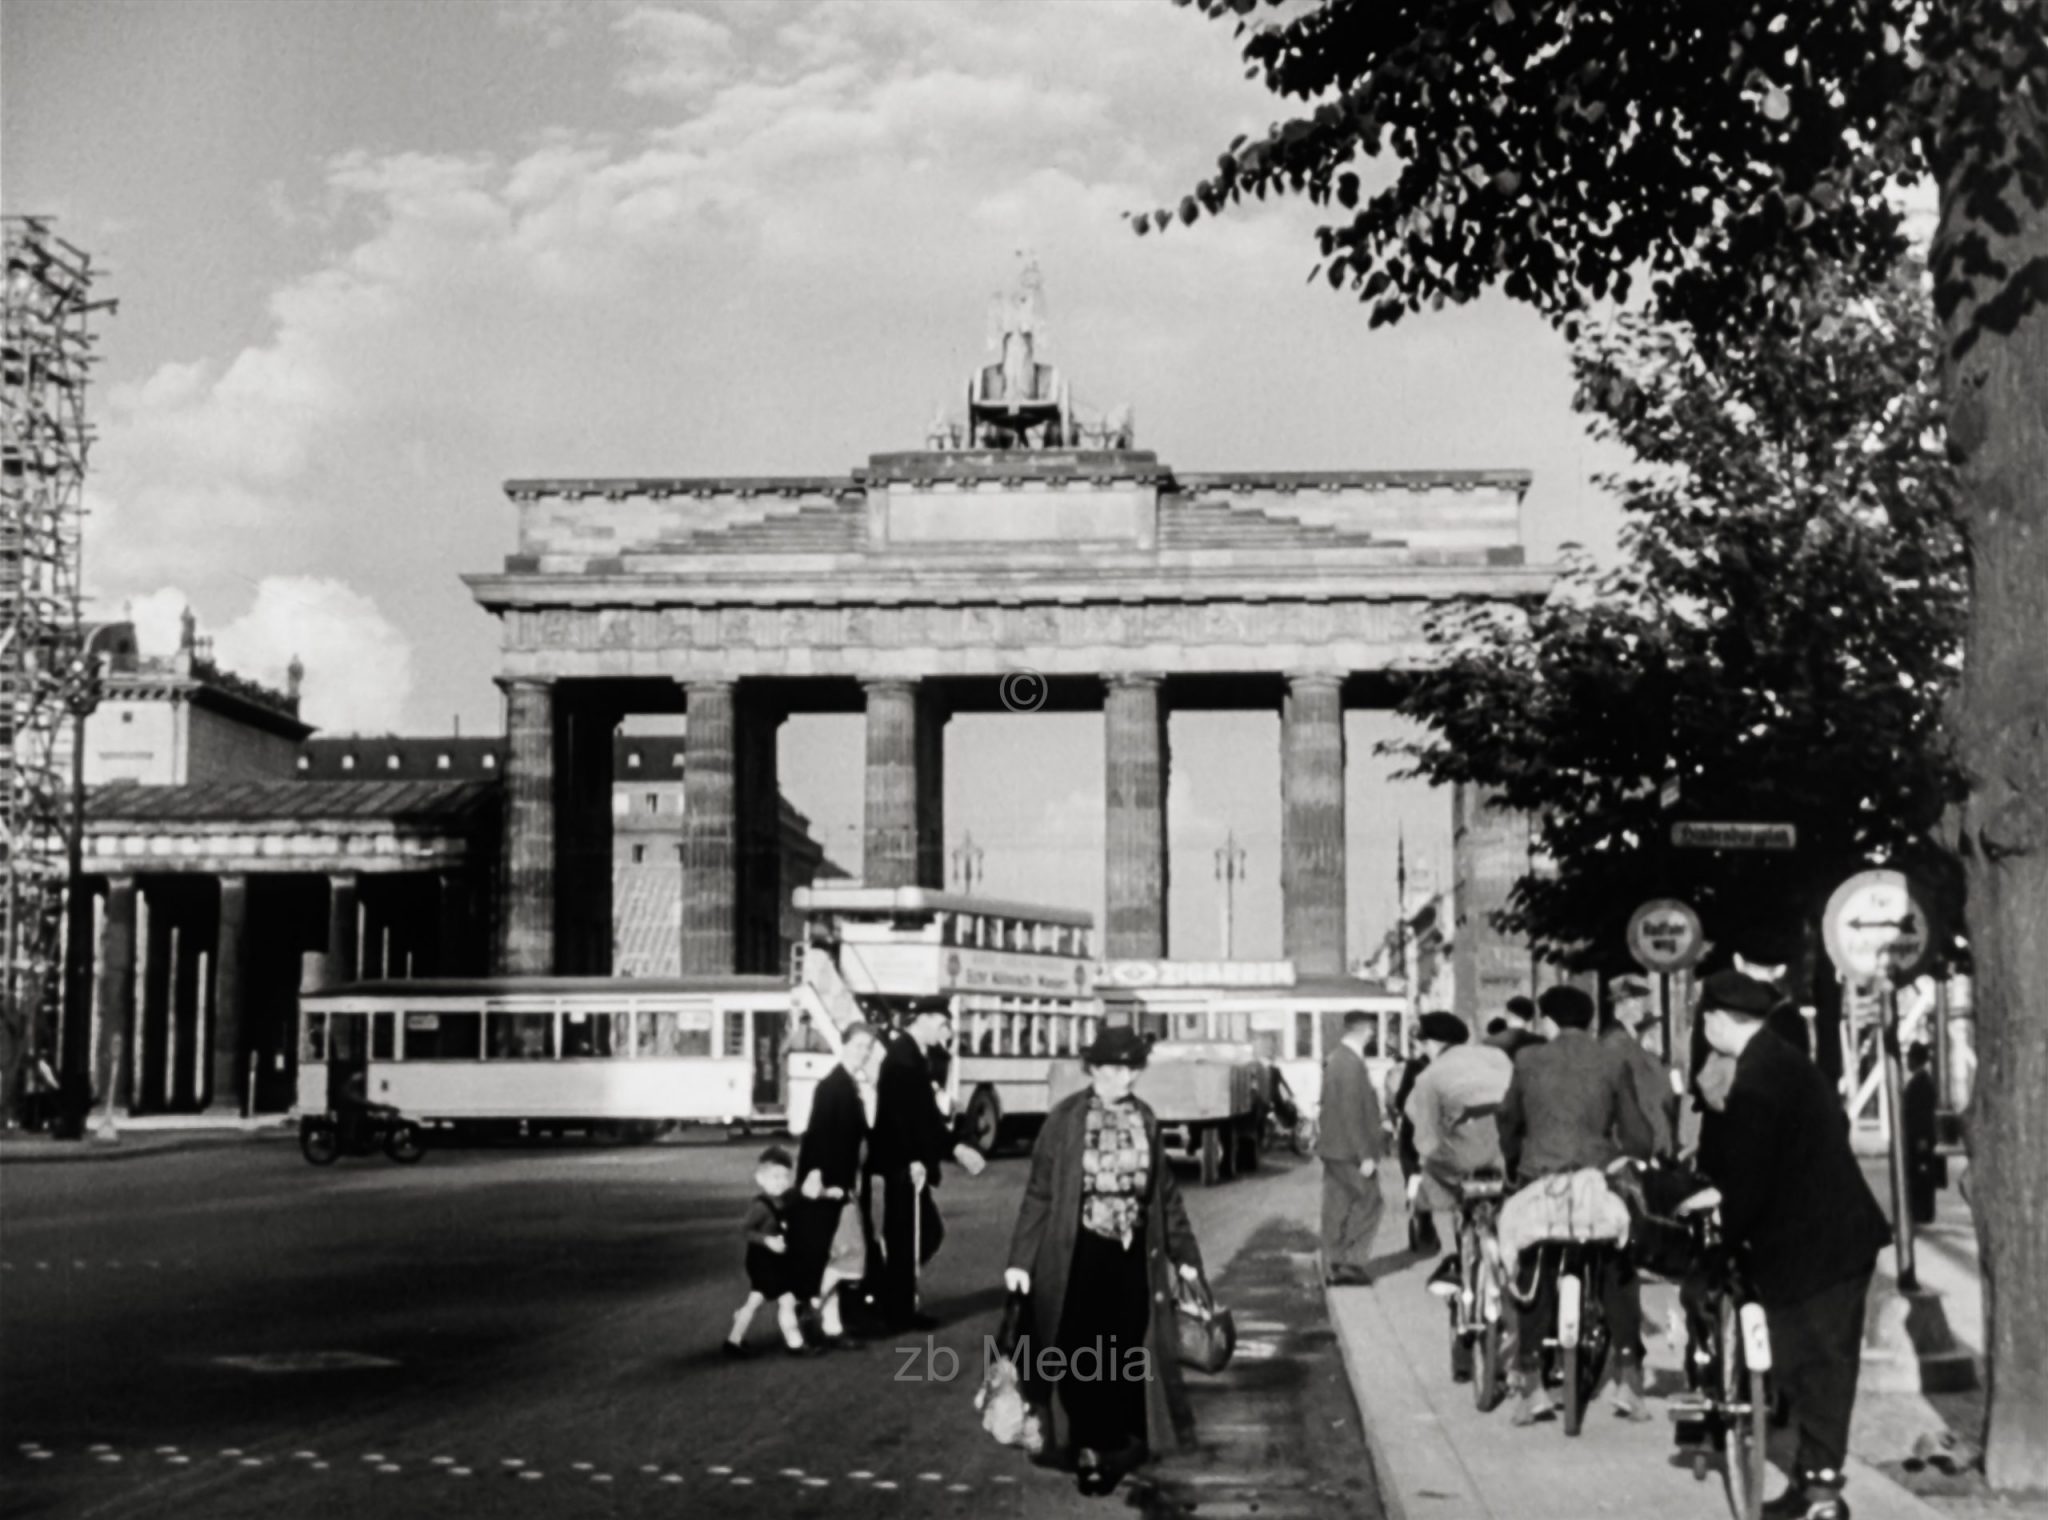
[1671,821,1797,851]
[1626,898,1705,973]
[1823,870,1932,982]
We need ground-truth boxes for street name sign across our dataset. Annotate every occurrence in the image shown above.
[1822,870,1932,983]
[1627,898,1705,973]
[1671,821,1798,851]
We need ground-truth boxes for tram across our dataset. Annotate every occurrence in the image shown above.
[295,976,795,1137]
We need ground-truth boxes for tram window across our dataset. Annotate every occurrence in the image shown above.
[638,1010,712,1058]
[724,1010,747,1058]
[1082,1014,1101,1048]
[1358,1023,1381,1058]
[1385,1012,1405,1056]
[562,1011,626,1058]
[327,1013,368,1063]
[371,1014,395,1061]
[1295,1012,1315,1059]
[1175,1012,1204,1041]
[404,1011,482,1060]
[301,1013,327,1062]
[486,1013,555,1060]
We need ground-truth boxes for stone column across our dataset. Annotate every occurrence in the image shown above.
[863,679,925,890]
[96,877,137,1114]
[210,875,249,1113]
[327,872,360,985]
[915,685,947,891]
[556,685,617,976]
[1105,674,1170,959]
[497,677,556,974]
[1282,673,1347,975]
[681,681,737,974]
[139,888,173,1113]
[435,871,468,977]
[734,688,784,975]
[171,917,201,1110]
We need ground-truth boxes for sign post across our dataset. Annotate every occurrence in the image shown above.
[1823,870,1933,1291]
[1627,899,1705,1063]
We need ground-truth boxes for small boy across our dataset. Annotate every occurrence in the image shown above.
[726,1145,810,1357]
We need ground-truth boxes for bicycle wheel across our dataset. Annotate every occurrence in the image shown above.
[1558,1260,1586,1437]
[1720,1294,1769,1520]
[300,1122,339,1166]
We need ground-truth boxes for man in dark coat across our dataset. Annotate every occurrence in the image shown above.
[1498,984,1657,1424]
[794,1021,877,1345]
[1694,970,1890,1520]
[1486,995,1547,1061]
[1316,1010,1385,1286]
[869,1011,984,1329]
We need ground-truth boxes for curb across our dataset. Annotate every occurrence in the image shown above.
[1325,1282,1490,1520]
[0,1131,293,1165]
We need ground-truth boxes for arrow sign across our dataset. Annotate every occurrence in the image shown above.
[1823,871,1931,982]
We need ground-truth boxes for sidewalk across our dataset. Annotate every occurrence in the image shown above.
[0,1115,292,1164]
[1323,1168,1950,1520]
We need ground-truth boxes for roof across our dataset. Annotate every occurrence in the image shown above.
[304,976,790,999]
[1097,973,1404,1003]
[793,883,1095,927]
[87,780,499,825]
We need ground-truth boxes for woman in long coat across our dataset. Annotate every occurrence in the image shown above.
[1005,1025,1204,1496]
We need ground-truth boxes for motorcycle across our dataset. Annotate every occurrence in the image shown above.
[299,1105,427,1166]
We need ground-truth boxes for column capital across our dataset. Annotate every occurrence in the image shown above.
[327,870,359,888]
[218,872,249,892]
[494,673,556,693]
[861,676,917,697]
[1284,670,1345,693]
[1104,671,1166,691]
[684,678,736,699]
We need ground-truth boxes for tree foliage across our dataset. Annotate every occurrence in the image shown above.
[1387,261,1967,972]
[1143,0,2047,354]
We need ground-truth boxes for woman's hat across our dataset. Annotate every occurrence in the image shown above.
[1698,969,1777,1019]
[1081,1025,1151,1069]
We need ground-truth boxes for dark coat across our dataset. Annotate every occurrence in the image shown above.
[1498,1027,1655,1180]
[1315,1044,1383,1163]
[1007,1092,1202,1461]
[798,1065,867,1194]
[869,1033,952,1177]
[1697,1027,1890,1306]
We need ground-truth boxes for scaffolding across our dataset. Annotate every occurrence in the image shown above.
[2,217,105,1105]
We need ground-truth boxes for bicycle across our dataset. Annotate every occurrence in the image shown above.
[1442,1171,1508,1411]
[1510,1234,1618,1437]
[1665,1187,1771,1520]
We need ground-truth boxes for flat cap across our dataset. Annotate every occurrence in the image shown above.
[1081,1024,1151,1068]
[1417,1011,1469,1045]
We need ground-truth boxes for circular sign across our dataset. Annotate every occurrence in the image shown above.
[1823,871,1931,982]
[1626,898,1705,973]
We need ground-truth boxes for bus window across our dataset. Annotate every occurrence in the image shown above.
[1295,1012,1316,1060]
[301,1012,328,1062]
[639,1010,712,1058]
[487,1013,555,1059]
[1384,1011,1405,1058]
[562,1011,625,1058]
[1220,1010,1250,1043]
[404,1011,482,1060]
[371,1013,395,1061]
[1175,1011,1204,1042]
[1082,1014,1102,1048]
[724,1010,747,1058]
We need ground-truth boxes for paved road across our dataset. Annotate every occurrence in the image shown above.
[2,1134,1384,1520]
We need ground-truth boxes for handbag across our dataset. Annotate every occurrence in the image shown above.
[975,1290,1045,1455]
[1176,1272,1236,1374]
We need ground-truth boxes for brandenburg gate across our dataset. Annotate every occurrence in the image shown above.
[467,267,1554,979]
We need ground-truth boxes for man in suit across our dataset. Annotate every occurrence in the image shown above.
[795,1021,877,1347]
[869,1011,985,1329]
[1498,984,1657,1424]
[1695,970,1889,1520]
[1598,988,1678,1158]
[1317,1010,1385,1286]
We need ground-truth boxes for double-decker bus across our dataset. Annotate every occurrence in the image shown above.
[787,885,1096,1150]
[296,976,795,1138]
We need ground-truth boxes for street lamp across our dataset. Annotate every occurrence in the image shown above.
[952,832,984,895]
[58,623,120,1121]
[1214,831,1247,959]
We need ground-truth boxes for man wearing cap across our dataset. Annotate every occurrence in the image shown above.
[1497,984,1657,1423]
[1695,970,1888,1520]
[870,1011,986,1331]
[1486,995,1547,1061]
[1403,1011,1513,1332]
[1599,983,1678,1158]
[1316,1010,1387,1286]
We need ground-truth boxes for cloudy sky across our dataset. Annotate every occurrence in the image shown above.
[4,0,1622,960]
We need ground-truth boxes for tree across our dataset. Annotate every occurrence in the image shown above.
[1146,0,2047,1483]
[1390,261,1965,1024]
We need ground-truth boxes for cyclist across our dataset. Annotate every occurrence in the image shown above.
[1693,970,1888,1520]
[1404,1011,1513,1298]
[1497,985,1656,1425]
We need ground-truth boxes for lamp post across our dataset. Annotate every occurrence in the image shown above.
[1214,831,1246,959]
[952,832,984,896]
[59,624,118,1117]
